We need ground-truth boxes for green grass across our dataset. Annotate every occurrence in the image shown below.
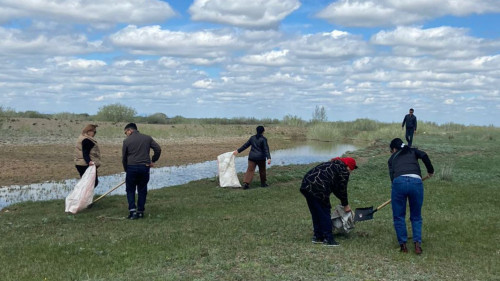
[1,128,499,280]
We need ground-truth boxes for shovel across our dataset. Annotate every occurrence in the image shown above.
[354,199,392,222]
[87,180,125,208]
[354,175,431,222]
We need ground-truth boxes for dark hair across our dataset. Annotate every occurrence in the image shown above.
[410,108,414,112]
[124,123,138,131]
[390,138,411,153]
[255,125,265,139]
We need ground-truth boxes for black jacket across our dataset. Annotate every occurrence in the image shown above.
[300,160,350,208]
[402,114,417,129]
[237,134,271,161]
[388,148,434,182]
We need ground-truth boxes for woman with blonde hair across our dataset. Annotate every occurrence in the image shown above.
[74,124,101,187]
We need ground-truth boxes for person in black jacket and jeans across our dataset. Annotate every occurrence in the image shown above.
[233,126,271,189]
[388,138,433,254]
[402,108,417,146]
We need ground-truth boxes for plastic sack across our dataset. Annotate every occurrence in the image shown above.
[331,205,355,234]
[65,165,96,214]
[217,152,241,188]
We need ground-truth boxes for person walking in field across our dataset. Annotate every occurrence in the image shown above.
[402,108,417,147]
[74,124,101,187]
[122,123,161,219]
[233,125,271,189]
[300,157,357,247]
[388,138,434,254]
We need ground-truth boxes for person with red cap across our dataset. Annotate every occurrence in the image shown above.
[300,157,357,246]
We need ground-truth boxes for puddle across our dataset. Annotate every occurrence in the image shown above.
[0,142,356,210]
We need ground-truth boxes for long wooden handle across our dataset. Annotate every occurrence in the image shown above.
[376,199,392,211]
[92,180,125,204]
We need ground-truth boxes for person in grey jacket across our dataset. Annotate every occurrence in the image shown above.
[233,125,271,189]
[122,123,161,219]
[402,108,417,146]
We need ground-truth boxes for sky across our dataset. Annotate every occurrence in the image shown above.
[0,0,499,126]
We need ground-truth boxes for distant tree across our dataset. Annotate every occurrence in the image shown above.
[96,103,137,122]
[145,112,168,124]
[312,106,327,123]
[283,114,306,126]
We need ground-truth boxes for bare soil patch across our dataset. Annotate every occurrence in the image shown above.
[0,118,306,186]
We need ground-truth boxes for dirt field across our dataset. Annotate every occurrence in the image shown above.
[0,118,307,186]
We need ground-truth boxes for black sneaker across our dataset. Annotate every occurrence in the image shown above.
[261,183,269,187]
[136,212,144,219]
[128,211,138,220]
[312,236,324,244]
[323,239,340,247]
[243,183,250,190]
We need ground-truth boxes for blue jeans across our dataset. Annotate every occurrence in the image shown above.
[405,127,415,146]
[391,176,424,244]
[126,165,150,212]
[302,192,333,241]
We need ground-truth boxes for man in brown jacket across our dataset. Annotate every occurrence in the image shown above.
[122,123,161,219]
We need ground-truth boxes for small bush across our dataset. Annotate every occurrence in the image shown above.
[439,163,454,182]
[283,115,306,127]
[143,113,168,124]
[96,103,136,123]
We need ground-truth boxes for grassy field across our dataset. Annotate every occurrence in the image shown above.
[1,126,499,280]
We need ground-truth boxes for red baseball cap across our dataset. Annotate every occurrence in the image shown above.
[332,157,358,170]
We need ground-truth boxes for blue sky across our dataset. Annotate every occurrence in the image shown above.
[0,0,499,126]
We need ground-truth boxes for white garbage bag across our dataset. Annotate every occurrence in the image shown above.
[331,205,355,234]
[217,152,241,188]
[65,165,96,214]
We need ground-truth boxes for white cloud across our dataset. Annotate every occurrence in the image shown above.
[0,0,176,25]
[317,0,500,27]
[109,25,242,57]
[0,27,106,56]
[286,30,371,60]
[193,79,214,89]
[189,0,300,29]
[240,49,290,66]
[371,26,499,58]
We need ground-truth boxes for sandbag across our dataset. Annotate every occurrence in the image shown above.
[331,204,355,234]
[217,152,241,188]
[65,165,96,214]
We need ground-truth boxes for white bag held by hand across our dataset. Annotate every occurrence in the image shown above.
[217,152,241,188]
[65,165,96,214]
[331,205,355,234]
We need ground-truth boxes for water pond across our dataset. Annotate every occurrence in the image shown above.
[0,142,356,210]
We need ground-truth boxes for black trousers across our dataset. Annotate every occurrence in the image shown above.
[75,165,99,188]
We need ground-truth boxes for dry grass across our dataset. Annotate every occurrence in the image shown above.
[0,118,307,186]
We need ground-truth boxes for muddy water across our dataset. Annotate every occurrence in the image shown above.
[0,142,356,210]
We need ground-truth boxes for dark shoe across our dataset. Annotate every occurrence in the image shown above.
[414,242,422,255]
[400,243,408,253]
[261,183,269,187]
[323,239,340,247]
[243,183,250,190]
[136,212,144,219]
[128,211,138,220]
[311,236,324,244]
